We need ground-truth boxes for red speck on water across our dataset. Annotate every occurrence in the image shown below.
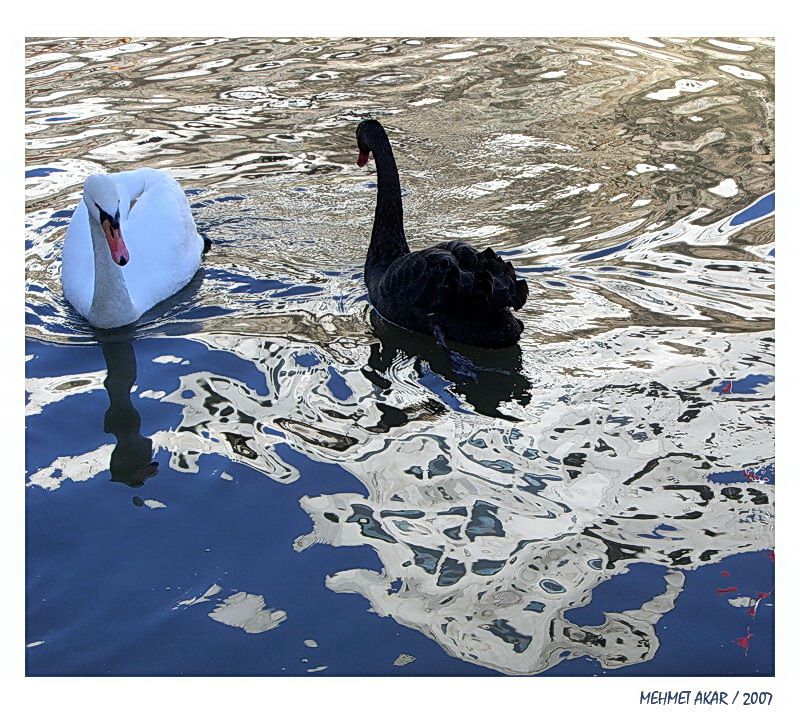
[721,570,730,578]
[743,468,769,483]
[747,606,757,618]
[757,591,772,600]
[768,550,775,563]
[716,586,738,594]
[734,631,753,654]
[721,380,733,394]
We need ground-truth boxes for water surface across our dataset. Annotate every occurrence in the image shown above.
[25,36,774,676]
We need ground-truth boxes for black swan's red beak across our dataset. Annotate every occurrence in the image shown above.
[357,150,370,167]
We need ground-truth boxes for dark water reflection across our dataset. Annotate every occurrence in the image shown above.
[26,37,774,676]
[100,337,159,488]
[368,312,532,419]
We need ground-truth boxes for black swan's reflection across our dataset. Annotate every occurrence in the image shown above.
[366,312,532,419]
[99,336,158,488]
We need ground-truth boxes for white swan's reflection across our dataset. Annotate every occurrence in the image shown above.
[99,337,159,488]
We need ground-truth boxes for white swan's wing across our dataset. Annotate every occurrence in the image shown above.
[119,171,203,315]
[60,200,94,318]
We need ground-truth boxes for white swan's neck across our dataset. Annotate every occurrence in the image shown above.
[88,217,137,329]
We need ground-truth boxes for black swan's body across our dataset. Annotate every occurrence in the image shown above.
[356,119,528,348]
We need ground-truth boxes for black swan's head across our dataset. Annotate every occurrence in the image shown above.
[355,119,386,166]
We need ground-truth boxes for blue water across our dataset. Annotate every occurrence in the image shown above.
[560,553,774,676]
[731,193,775,227]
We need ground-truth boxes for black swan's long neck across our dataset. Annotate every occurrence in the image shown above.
[366,131,408,275]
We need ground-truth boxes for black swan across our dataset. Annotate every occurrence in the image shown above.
[355,119,529,348]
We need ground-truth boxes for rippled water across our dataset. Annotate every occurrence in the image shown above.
[25,37,774,676]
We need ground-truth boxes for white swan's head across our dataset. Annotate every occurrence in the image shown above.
[83,174,130,266]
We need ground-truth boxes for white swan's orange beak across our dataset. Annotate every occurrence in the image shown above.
[357,150,370,167]
[102,220,129,266]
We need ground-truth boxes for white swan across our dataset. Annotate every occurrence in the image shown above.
[61,168,205,329]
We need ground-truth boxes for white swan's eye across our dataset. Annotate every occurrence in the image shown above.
[95,202,121,229]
